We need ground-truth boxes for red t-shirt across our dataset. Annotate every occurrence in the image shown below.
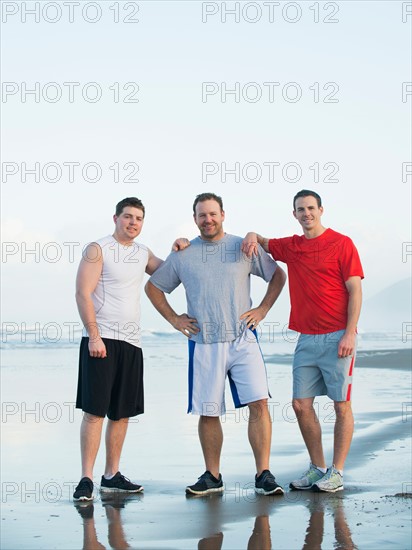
[268,228,364,334]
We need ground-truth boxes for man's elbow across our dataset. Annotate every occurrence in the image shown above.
[145,280,156,298]
[276,266,287,288]
[75,288,88,304]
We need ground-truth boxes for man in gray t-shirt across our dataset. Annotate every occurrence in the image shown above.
[145,192,286,496]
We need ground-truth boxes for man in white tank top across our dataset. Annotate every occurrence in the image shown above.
[73,197,163,501]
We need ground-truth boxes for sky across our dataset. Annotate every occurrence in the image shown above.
[1,0,411,337]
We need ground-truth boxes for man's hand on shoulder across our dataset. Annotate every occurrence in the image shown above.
[242,232,271,256]
[172,238,191,252]
[241,232,259,258]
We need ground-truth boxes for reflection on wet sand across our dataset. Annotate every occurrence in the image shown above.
[75,493,142,550]
[193,491,274,550]
[196,493,358,550]
[198,531,224,550]
[74,491,358,549]
[198,515,271,550]
[75,503,105,550]
[247,515,271,550]
[302,494,358,550]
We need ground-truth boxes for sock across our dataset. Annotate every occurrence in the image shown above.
[104,473,115,480]
[314,465,327,474]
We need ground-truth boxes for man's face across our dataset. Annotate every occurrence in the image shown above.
[194,199,225,241]
[293,196,323,232]
[113,206,144,243]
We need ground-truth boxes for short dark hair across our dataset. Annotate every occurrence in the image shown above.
[115,197,145,217]
[293,189,322,210]
[193,192,224,215]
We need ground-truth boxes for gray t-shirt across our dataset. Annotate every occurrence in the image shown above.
[149,234,278,344]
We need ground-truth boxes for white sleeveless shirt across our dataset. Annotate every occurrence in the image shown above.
[83,235,149,348]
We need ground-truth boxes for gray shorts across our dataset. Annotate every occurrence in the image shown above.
[187,328,270,416]
[292,330,356,402]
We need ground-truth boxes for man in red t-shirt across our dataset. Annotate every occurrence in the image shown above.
[242,189,364,493]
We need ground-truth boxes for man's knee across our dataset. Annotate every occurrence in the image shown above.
[248,398,268,408]
[292,398,315,418]
[83,412,104,424]
[334,401,352,418]
[107,417,129,424]
[247,399,269,422]
[199,415,221,424]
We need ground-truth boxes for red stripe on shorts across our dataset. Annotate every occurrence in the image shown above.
[348,355,355,377]
[346,383,352,401]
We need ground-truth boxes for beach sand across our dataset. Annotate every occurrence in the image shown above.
[1,343,411,549]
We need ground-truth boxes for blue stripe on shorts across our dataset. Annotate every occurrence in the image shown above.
[187,340,196,413]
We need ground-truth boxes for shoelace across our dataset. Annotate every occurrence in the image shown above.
[199,472,213,481]
[117,474,132,484]
[80,479,93,488]
[261,471,275,483]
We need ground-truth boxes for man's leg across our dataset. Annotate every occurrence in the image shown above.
[332,401,354,471]
[248,399,271,475]
[81,413,104,479]
[104,418,129,477]
[292,397,326,469]
[198,416,223,478]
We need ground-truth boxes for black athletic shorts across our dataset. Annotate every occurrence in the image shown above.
[76,337,144,421]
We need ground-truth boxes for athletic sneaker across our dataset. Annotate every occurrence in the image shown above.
[185,471,224,495]
[289,464,325,491]
[73,477,94,501]
[100,472,144,493]
[255,470,284,496]
[313,466,343,493]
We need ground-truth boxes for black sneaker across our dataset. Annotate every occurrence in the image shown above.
[255,470,284,496]
[100,471,144,493]
[73,477,94,501]
[185,471,224,495]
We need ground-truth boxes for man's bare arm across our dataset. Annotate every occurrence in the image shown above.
[75,243,107,358]
[145,249,163,275]
[338,276,362,358]
[240,265,287,328]
[145,281,200,338]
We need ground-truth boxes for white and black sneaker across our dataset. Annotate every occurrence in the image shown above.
[100,472,144,493]
[73,477,94,501]
[185,471,224,495]
[255,470,284,496]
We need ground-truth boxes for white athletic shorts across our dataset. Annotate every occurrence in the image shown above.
[187,328,271,416]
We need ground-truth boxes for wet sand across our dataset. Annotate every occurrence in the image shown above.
[1,346,411,549]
